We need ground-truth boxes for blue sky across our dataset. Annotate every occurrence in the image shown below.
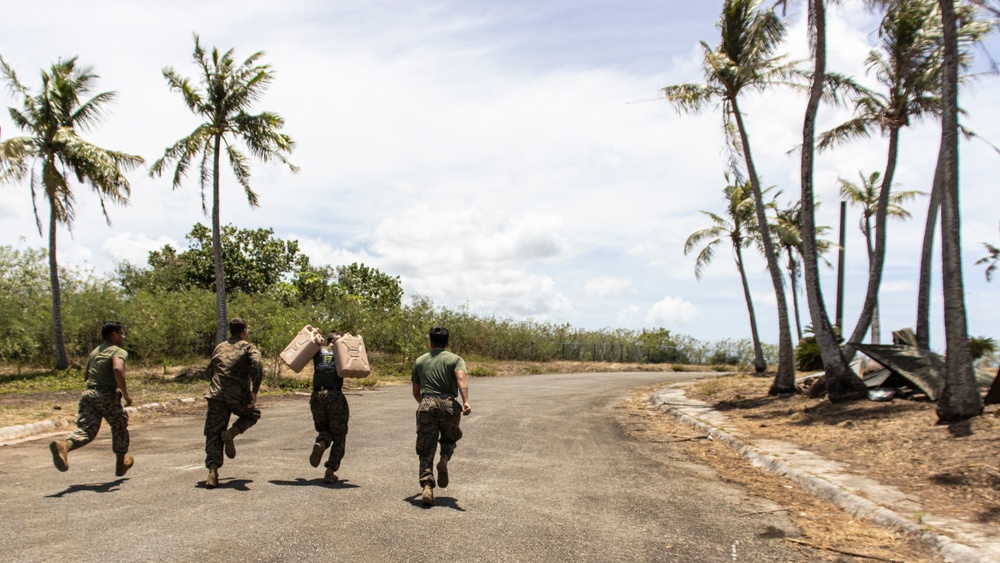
[1,1,998,351]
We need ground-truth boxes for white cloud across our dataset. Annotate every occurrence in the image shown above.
[881,281,915,294]
[585,276,634,298]
[101,233,179,268]
[645,296,701,326]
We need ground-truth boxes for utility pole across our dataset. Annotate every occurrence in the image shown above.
[836,200,847,333]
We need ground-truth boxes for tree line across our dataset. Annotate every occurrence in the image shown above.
[0,241,777,371]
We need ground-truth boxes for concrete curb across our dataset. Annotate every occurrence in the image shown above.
[0,397,200,445]
[650,388,994,563]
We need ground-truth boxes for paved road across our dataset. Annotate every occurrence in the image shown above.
[0,372,807,562]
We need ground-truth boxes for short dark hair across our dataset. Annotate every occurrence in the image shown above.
[229,318,248,337]
[429,326,449,347]
[101,321,124,340]
[326,331,343,344]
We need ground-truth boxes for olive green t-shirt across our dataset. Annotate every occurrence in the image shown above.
[411,349,466,397]
[85,343,128,389]
[312,345,342,391]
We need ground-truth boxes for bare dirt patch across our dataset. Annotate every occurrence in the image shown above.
[620,372,1000,562]
[622,385,946,562]
[683,374,1000,525]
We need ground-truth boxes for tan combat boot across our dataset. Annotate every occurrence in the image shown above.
[310,441,329,468]
[421,483,434,507]
[115,453,134,477]
[221,426,241,459]
[323,468,338,484]
[49,439,71,472]
[436,455,450,488]
[206,464,219,488]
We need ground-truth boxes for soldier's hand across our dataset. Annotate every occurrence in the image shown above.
[249,392,258,408]
[123,393,133,407]
[462,402,471,415]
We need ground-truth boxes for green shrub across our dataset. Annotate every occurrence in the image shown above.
[795,336,824,371]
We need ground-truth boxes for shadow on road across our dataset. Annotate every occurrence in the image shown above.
[45,478,128,498]
[269,478,360,489]
[403,493,465,511]
[194,478,253,491]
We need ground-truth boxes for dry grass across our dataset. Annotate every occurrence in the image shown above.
[623,385,947,562]
[682,374,1000,526]
[620,372,1000,561]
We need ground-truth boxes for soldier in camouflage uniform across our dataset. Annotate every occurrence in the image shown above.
[49,321,134,477]
[308,330,349,484]
[203,317,263,489]
[411,326,471,506]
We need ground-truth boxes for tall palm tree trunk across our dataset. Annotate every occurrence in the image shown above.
[48,203,69,370]
[736,245,767,373]
[844,127,901,359]
[864,217,881,344]
[799,0,866,401]
[916,159,942,350]
[731,99,795,394]
[788,260,803,341]
[936,0,981,423]
[212,136,228,344]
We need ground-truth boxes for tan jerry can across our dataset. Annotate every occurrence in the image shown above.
[280,325,324,373]
[333,333,371,378]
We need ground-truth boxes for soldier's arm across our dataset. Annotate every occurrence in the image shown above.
[456,369,471,415]
[113,356,132,406]
[248,345,262,408]
[412,382,423,403]
[248,345,263,395]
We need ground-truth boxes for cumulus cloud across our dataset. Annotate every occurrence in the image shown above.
[645,296,700,326]
[585,276,633,298]
[101,233,179,267]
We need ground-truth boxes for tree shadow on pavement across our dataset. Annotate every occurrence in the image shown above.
[194,478,253,491]
[46,478,128,498]
[403,494,465,511]
[269,478,359,489]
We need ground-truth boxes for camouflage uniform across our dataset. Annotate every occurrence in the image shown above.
[412,349,467,487]
[68,344,130,454]
[415,396,463,486]
[310,345,349,470]
[204,338,262,468]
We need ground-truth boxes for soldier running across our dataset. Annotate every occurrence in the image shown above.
[203,317,262,488]
[49,321,134,477]
[308,330,349,483]
[411,326,471,506]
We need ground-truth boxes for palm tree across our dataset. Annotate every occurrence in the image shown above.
[772,201,835,342]
[818,0,940,358]
[913,1,993,351]
[151,35,298,344]
[664,0,798,395]
[0,56,143,369]
[821,0,989,359]
[684,176,769,374]
[778,0,870,402]
[975,224,1000,281]
[837,171,923,344]
[935,0,983,423]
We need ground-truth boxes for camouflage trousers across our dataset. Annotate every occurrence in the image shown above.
[204,398,260,468]
[415,396,463,487]
[309,390,350,470]
[67,389,129,455]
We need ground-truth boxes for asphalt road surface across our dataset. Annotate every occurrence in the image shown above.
[1,372,808,562]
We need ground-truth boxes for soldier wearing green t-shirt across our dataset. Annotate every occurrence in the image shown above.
[308,330,349,483]
[411,326,471,506]
[49,321,134,477]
